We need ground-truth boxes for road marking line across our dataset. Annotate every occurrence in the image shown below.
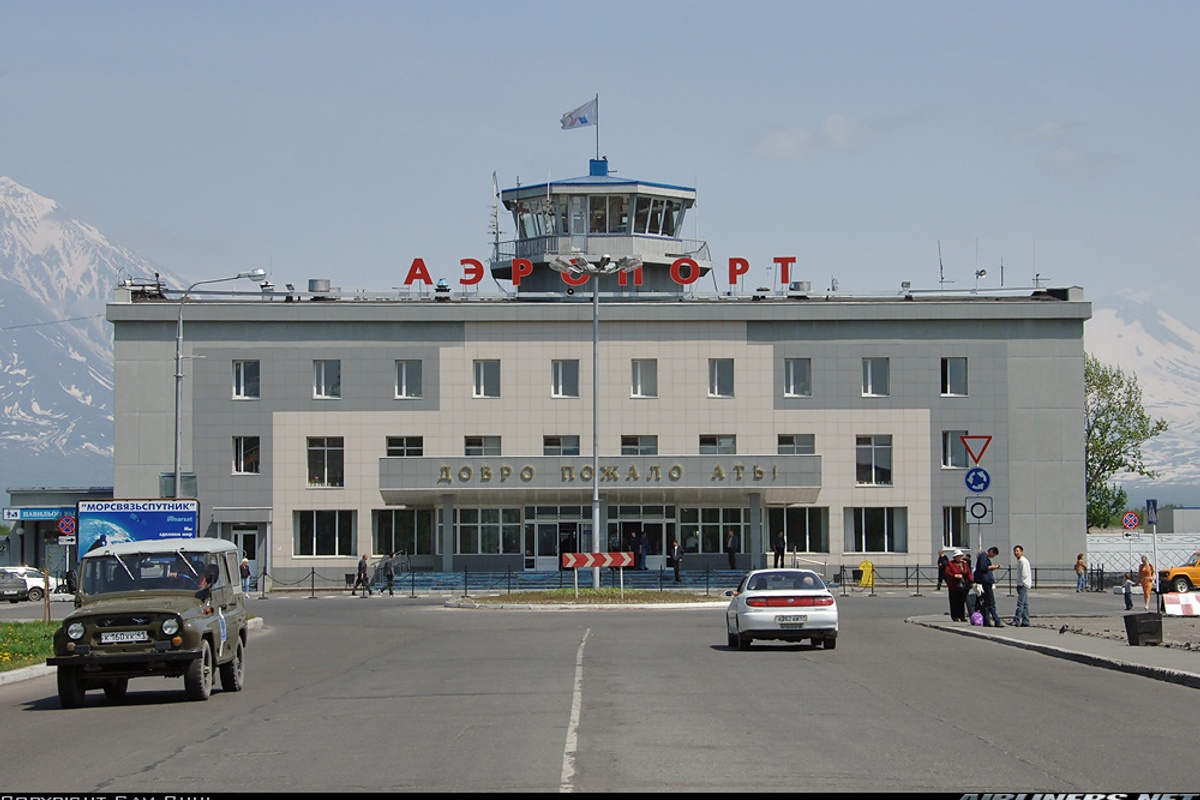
[559,627,590,793]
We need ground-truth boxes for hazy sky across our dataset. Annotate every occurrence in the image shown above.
[3,1,1197,319]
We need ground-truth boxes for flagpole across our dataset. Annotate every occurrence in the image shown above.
[594,94,600,161]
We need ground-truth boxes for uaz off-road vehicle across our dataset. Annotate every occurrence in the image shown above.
[48,538,247,707]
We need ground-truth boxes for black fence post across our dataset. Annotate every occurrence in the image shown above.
[259,567,268,600]
[409,567,415,598]
[913,563,922,597]
[309,567,315,599]
[705,564,711,596]
[463,567,469,597]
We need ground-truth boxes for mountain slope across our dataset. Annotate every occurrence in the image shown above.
[1084,292,1200,503]
[0,177,183,492]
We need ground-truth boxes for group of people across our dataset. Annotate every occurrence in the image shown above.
[352,552,399,597]
[937,545,1033,627]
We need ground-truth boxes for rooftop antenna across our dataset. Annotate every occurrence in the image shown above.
[938,240,954,289]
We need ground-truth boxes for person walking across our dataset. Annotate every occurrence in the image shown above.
[1012,545,1032,626]
[943,549,973,621]
[973,546,1004,627]
[936,549,949,591]
[1138,555,1155,611]
[239,557,252,594]
[773,531,786,569]
[671,539,684,584]
[638,531,650,570]
[1075,553,1088,592]
[353,553,372,596]
[383,552,396,596]
[1122,572,1135,611]
[725,530,739,571]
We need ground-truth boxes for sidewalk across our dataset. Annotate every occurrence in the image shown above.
[908,613,1200,690]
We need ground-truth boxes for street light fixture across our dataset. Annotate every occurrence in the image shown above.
[548,254,641,587]
[173,270,268,498]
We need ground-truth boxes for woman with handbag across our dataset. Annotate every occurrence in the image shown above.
[943,550,973,622]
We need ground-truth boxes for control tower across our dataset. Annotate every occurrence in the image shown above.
[489,158,711,296]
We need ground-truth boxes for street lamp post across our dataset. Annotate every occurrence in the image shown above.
[550,255,641,588]
[173,270,267,498]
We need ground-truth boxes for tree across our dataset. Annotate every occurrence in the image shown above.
[1084,354,1168,528]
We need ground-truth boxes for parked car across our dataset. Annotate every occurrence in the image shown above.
[724,568,839,650]
[1,571,28,603]
[1159,551,1200,593]
[47,538,248,708]
[0,566,64,602]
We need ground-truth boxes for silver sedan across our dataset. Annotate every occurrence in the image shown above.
[725,569,839,650]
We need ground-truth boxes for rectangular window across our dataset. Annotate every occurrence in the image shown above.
[943,506,968,549]
[777,434,815,455]
[551,359,580,398]
[862,357,889,397]
[465,436,501,456]
[455,507,522,555]
[473,360,500,398]
[855,435,892,485]
[233,360,260,399]
[708,358,734,398]
[767,506,829,553]
[784,358,812,398]
[941,357,968,396]
[395,360,423,399]
[620,435,658,456]
[386,436,423,457]
[294,509,354,556]
[233,436,260,474]
[314,360,341,399]
[846,507,907,553]
[307,436,345,487]
[544,435,580,456]
[679,507,745,555]
[699,434,736,455]
[942,430,968,468]
[631,359,658,398]
[374,508,435,556]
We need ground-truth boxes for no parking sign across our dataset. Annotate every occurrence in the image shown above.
[1122,512,1140,530]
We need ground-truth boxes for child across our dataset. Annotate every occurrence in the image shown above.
[1122,572,1134,611]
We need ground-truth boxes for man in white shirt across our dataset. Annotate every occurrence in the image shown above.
[1012,545,1032,626]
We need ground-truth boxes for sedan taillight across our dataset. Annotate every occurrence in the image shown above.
[746,595,835,608]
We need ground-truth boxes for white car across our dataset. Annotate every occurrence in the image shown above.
[725,568,839,650]
[0,566,65,602]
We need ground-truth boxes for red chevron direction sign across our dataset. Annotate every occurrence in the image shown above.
[562,552,635,569]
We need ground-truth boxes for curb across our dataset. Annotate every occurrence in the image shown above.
[907,616,1200,690]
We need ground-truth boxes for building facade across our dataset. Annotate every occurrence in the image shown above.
[106,161,1090,586]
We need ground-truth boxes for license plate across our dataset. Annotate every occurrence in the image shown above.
[775,614,807,625]
[100,630,149,644]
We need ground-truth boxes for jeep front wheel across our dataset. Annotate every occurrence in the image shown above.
[1174,576,1193,593]
[184,639,213,701]
[219,637,245,692]
[57,666,85,709]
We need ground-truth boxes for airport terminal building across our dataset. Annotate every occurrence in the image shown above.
[106,159,1090,586]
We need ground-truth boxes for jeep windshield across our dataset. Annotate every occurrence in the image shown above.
[80,550,211,595]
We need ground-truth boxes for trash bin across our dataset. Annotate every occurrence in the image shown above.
[345,573,355,589]
[1123,612,1162,646]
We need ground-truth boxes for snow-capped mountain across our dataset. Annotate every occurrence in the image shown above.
[1084,292,1200,504]
[0,177,184,494]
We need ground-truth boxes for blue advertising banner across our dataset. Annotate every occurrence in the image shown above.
[76,499,200,553]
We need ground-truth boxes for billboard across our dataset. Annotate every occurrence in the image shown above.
[76,499,200,554]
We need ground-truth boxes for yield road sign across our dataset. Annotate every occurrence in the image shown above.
[960,435,993,464]
[965,467,990,493]
[1122,512,1140,530]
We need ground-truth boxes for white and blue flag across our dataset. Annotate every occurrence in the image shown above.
[560,98,597,130]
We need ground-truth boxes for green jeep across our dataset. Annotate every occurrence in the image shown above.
[48,538,247,708]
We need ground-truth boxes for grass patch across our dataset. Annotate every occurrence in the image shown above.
[0,621,57,672]
[465,588,724,605]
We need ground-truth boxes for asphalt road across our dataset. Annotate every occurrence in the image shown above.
[1,590,1195,792]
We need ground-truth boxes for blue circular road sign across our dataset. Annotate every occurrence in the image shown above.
[965,467,991,493]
